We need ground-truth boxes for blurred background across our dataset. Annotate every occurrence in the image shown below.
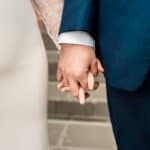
[32,1,116,150]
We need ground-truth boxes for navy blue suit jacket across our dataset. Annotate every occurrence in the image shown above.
[59,0,150,91]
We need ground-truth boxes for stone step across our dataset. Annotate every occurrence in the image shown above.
[48,119,116,150]
[46,50,58,81]
[48,82,109,121]
[42,33,58,50]
[47,50,59,63]
[38,19,58,50]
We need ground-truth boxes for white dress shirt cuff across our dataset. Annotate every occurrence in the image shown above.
[58,31,95,47]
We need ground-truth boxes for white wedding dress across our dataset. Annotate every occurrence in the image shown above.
[0,0,49,149]
[32,0,63,49]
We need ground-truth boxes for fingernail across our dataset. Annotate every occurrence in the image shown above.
[57,83,63,89]
[79,88,85,105]
[100,66,104,72]
[61,87,70,92]
[101,68,104,72]
[88,72,94,90]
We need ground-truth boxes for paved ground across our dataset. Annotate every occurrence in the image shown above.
[48,119,117,150]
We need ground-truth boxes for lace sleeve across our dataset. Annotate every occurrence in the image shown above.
[31,0,63,47]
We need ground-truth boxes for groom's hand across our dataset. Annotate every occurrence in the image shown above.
[57,44,104,98]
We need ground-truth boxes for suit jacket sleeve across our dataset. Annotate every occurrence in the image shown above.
[59,0,98,40]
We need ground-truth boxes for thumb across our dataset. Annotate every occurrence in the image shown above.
[96,59,104,73]
[90,59,98,76]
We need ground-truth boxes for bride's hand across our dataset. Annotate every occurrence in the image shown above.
[57,72,100,105]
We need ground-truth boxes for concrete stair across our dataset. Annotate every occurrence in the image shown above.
[38,19,109,121]
[48,82,109,121]
[45,37,108,121]
[45,37,109,121]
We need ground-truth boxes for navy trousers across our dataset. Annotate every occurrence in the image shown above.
[106,71,150,150]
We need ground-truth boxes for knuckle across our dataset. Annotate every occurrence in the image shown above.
[74,69,83,78]
[74,71,83,78]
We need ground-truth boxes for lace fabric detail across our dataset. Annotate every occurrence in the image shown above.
[32,0,63,48]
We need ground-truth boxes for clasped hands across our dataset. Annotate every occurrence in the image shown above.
[57,44,104,105]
